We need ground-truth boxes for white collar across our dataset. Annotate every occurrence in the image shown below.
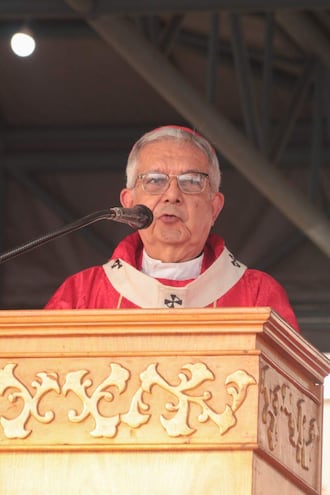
[103,247,247,308]
[141,249,204,280]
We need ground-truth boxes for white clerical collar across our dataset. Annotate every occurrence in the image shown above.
[141,249,204,280]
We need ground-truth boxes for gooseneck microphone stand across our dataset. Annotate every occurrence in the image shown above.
[0,205,153,265]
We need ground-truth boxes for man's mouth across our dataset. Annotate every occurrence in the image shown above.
[159,213,180,223]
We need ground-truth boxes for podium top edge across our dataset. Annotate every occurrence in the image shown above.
[0,307,329,376]
[0,306,280,330]
[0,306,273,321]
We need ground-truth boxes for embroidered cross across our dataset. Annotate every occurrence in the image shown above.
[229,253,241,268]
[164,294,183,308]
[111,259,123,270]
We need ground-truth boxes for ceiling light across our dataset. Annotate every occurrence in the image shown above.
[10,28,36,57]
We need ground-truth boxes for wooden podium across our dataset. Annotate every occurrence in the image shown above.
[0,307,329,494]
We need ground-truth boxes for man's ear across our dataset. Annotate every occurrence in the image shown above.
[120,188,134,208]
[212,192,225,224]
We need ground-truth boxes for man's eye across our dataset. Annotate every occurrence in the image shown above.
[181,175,200,185]
[147,175,166,184]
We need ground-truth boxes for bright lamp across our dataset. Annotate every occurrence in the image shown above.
[10,29,36,57]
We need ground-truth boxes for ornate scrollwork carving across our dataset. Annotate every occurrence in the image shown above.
[0,363,60,439]
[62,363,130,438]
[122,363,256,437]
[260,365,319,470]
[0,361,256,440]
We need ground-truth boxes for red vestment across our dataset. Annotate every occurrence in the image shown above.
[45,232,299,332]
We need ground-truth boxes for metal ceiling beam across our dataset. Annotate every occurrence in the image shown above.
[0,19,305,93]
[2,145,329,171]
[0,125,322,152]
[230,13,261,147]
[260,13,275,154]
[1,126,151,149]
[276,11,330,68]
[271,56,318,164]
[309,64,323,200]
[3,151,128,171]
[1,0,330,19]
[64,6,330,258]
[158,14,184,56]
[206,12,219,104]
[177,30,303,85]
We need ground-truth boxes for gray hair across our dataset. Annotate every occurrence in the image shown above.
[125,125,221,192]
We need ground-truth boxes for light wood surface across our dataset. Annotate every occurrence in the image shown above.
[0,308,329,494]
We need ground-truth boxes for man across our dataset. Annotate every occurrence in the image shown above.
[45,125,299,331]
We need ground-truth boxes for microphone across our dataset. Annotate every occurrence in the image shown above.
[0,204,153,264]
[108,204,153,229]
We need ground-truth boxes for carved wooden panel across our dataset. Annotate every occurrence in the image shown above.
[0,355,258,449]
[258,357,321,490]
[0,308,329,495]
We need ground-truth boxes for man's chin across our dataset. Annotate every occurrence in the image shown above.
[158,228,187,244]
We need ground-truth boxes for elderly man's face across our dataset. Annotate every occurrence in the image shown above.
[120,139,224,262]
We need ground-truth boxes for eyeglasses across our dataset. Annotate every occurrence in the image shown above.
[137,172,209,194]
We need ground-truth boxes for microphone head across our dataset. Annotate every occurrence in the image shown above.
[108,204,153,229]
[133,204,154,229]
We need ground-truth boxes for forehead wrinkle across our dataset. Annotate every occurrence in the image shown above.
[137,141,209,172]
[142,169,207,176]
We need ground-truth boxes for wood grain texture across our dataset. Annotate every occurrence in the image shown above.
[0,308,329,494]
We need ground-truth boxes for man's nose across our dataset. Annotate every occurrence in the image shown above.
[163,176,182,201]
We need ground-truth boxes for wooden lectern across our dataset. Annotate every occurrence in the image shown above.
[0,307,329,494]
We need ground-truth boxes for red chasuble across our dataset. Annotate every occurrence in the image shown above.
[45,232,300,332]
